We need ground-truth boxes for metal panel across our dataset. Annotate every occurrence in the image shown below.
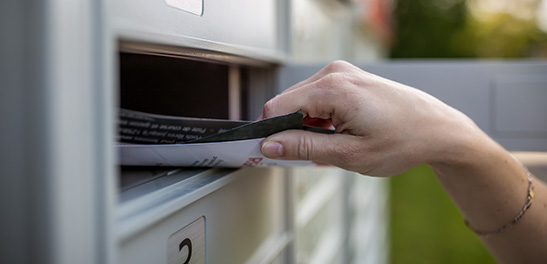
[112,0,286,61]
[167,217,206,264]
[118,168,290,264]
[288,167,389,264]
[0,0,116,264]
[0,1,37,263]
[348,176,389,264]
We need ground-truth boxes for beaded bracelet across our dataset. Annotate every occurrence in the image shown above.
[464,170,534,238]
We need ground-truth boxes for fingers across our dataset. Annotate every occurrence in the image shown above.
[257,83,333,120]
[256,91,307,120]
[260,129,361,169]
[261,88,311,118]
[261,60,360,120]
[262,74,348,120]
[282,60,356,93]
[260,130,332,161]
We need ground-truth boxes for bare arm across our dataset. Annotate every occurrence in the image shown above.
[259,60,547,263]
[431,138,547,263]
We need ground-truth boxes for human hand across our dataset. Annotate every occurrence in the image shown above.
[259,61,547,263]
[260,60,485,176]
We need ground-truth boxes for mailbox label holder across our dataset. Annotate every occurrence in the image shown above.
[167,216,206,264]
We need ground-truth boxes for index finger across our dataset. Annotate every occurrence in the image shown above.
[261,80,340,121]
[280,60,358,94]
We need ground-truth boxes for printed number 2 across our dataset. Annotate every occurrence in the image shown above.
[179,238,192,264]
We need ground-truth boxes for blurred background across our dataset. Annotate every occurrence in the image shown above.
[291,0,547,62]
[291,0,547,263]
[391,0,547,58]
[390,0,546,263]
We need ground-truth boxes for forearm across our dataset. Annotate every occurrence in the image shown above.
[428,131,547,263]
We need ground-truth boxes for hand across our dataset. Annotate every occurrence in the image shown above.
[259,60,547,263]
[260,60,485,176]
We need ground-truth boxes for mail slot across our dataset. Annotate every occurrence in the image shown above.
[116,44,279,187]
[119,52,233,119]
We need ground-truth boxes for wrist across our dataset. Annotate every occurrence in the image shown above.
[425,113,502,173]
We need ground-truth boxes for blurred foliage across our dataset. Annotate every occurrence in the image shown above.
[455,12,547,57]
[390,0,471,57]
[389,0,547,58]
[389,165,496,264]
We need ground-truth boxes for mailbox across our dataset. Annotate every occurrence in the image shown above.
[2,1,545,264]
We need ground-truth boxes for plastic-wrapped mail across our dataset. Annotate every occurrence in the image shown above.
[119,138,315,167]
[118,109,332,167]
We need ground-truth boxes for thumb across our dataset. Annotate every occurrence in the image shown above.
[260,130,345,163]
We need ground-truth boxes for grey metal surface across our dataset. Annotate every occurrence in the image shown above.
[167,217,206,264]
[277,60,547,151]
[118,167,290,264]
[117,168,236,236]
[119,168,209,201]
[119,167,184,192]
[1,1,39,263]
[1,0,116,264]
[287,167,389,264]
[165,0,203,16]
[112,0,286,62]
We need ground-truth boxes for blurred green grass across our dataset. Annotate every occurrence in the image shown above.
[389,164,496,264]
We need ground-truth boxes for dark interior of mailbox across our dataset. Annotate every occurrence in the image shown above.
[118,51,250,197]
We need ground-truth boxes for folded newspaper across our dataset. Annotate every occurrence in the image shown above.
[118,109,333,167]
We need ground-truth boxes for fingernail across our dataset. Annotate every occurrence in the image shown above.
[261,141,284,158]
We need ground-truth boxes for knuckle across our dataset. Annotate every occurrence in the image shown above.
[262,99,277,117]
[296,135,313,160]
[320,72,346,86]
[326,60,352,71]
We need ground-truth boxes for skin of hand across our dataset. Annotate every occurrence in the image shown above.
[260,60,486,176]
[259,60,547,263]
